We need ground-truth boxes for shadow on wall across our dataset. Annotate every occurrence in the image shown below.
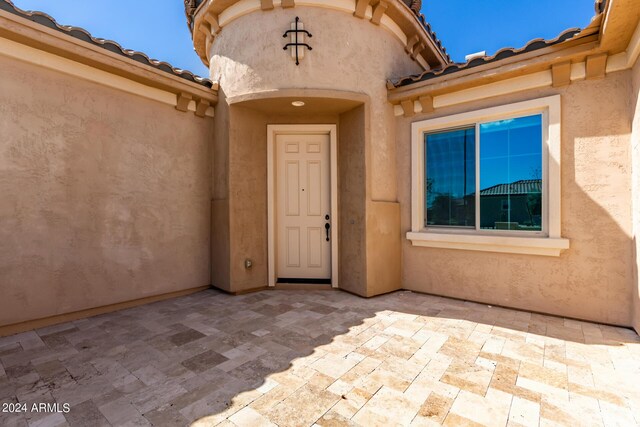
[0,289,638,426]
[630,60,640,334]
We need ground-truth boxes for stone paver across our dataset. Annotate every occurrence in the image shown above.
[0,289,639,426]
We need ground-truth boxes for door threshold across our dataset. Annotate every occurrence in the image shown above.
[277,278,331,284]
[272,283,335,291]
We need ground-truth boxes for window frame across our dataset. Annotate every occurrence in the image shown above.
[408,95,569,256]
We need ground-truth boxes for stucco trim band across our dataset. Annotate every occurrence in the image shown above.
[225,88,371,106]
[392,58,605,116]
[0,36,215,117]
[0,286,211,338]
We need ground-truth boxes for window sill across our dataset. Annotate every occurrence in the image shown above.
[406,231,570,257]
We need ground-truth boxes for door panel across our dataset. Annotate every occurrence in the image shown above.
[285,161,300,216]
[307,227,323,268]
[276,133,331,280]
[306,161,322,216]
[286,227,300,267]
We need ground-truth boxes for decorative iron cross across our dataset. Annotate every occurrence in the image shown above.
[283,17,312,65]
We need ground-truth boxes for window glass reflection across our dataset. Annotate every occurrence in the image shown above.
[425,127,476,228]
[479,115,542,231]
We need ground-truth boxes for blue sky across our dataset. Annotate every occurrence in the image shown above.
[11,0,595,77]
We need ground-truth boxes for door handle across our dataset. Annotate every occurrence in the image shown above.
[325,222,330,241]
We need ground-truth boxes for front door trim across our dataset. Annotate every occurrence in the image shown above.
[267,124,338,288]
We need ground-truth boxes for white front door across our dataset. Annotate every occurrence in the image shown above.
[276,133,332,281]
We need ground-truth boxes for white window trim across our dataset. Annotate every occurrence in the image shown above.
[409,95,569,257]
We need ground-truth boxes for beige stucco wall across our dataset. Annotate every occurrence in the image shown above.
[211,92,232,292]
[0,55,213,327]
[366,200,402,296]
[208,6,419,294]
[227,104,271,292]
[397,72,634,326]
[632,58,640,332]
[338,105,368,296]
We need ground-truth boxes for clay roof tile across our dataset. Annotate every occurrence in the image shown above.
[390,26,583,88]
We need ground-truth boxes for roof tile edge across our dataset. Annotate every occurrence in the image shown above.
[184,0,452,63]
[1,0,213,88]
[389,0,607,89]
[391,27,583,88]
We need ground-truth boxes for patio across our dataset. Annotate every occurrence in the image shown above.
[1,289,639,427]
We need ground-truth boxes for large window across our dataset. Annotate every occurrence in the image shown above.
[425,115,543,233]
[409,96,569,256]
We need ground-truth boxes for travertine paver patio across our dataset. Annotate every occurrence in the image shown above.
[1,289,639,427]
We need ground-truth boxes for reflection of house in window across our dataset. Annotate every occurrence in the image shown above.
[480,179,542,231]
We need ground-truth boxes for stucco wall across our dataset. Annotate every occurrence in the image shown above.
[366,200,402,296]
[0,55,213,326]
[632,59,640,332]
[228,105,270,292]
[338,105,368,295]
[397,72,634,326]
[211,91,232,291]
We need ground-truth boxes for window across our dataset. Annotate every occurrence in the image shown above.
[408,96,569,256]
[424,115,543,233]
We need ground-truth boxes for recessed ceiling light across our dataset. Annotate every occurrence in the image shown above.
[292,101,305,107]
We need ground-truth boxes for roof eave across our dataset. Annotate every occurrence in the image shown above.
[0,5,217,104]
[387,0,613,94]
[191,0,450,71]
[598,0,640,54]
[387,29,601,104]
